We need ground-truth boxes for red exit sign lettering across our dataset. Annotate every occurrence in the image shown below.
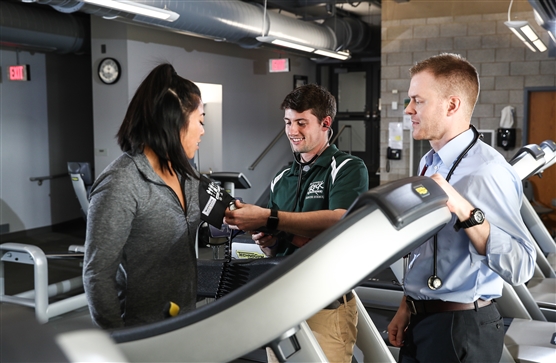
[269,58,289,73]
[8,65,30,81]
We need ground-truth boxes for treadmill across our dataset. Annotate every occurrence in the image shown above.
[524,140,556,270]
[514,141,556,322]
[2,176,452,363]
[112,176,453,363]
[356,143,556,363]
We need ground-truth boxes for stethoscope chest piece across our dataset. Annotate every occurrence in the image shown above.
[427,275,443,290]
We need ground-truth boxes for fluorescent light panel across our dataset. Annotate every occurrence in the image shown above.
[82,0,180,21]
[256,36,350,60]
[505,21,547,52]
[314,49,350,60]
[272,39,315,53]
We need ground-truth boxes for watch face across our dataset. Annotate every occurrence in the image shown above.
[473,209,485,224]
[98,58,120,84]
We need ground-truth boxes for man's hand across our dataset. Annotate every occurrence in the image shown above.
[430,173,489,255]
[224,200,269,232]
[430,173,474,221]
[387,296,411,347]
[252,231,278,256]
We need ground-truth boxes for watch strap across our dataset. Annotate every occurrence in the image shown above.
[266,208,279,231]
[457,208,484,229]
[458,218,476,229]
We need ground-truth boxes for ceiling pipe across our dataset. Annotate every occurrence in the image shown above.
[10,0,372,57]
[0,0,88,54]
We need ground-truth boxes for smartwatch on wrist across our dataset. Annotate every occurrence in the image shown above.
[266,208,279,232]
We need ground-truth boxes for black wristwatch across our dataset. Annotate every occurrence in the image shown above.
[266,208,279,232]
[457,208,485,229]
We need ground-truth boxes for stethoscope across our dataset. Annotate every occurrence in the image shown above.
[406,125,482,290]
[291,127,334,209]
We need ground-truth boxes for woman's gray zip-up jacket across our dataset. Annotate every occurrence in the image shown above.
[83,152,200,329]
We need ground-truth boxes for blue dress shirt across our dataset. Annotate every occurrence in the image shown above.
[404,128,536,303]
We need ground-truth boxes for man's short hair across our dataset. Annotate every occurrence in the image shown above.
[410,53,480,117]
[281,84,337,122]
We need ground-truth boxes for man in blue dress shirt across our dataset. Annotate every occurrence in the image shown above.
[387,53,536,362]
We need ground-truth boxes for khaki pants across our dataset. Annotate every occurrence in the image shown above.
[267,296,358,363]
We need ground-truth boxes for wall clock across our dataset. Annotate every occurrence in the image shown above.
[98,57,121,85]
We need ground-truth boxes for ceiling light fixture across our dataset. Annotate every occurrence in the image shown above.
[256,36,315,53]
[314,49,351,60]
[256,0,350,60]
[82,0,180,22]
[256,36,351,60]
[505,0,547,52]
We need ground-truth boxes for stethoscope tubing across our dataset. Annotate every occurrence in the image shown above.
[417,125,482,290]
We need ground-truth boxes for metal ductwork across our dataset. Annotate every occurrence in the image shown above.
[0,0,89,54]
[4,0,373,57]
[528,0,556,40]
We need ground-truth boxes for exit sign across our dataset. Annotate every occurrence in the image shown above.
[8,65,30,81]
[269,58,289,73]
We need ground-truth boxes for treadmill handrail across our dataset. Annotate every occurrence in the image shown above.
[111,176,449,344]
[113,194,451,362]
[509,144,546,180]
[111,204,378,343]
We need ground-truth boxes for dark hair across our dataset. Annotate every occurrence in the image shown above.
[280,84,337,122]
[117,63,201,179]
[410,53,480,118]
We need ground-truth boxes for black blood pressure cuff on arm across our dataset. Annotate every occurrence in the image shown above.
[199,175,235,228]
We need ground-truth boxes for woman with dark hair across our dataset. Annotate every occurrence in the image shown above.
[83,63,205,329]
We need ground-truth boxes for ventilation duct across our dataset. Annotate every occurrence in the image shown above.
[24,0,372,57]
[528,0,556,41]
[0,0,88,54]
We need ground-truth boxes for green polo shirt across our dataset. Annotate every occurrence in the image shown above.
[269,144,369,255]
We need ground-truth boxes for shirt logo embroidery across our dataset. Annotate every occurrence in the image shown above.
[306,181,325,199]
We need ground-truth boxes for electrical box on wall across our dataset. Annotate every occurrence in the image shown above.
[388,122,403,160]
[497,128,516,150]
[387,147,402,160]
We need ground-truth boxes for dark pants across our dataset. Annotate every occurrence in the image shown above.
[399,303,504,363]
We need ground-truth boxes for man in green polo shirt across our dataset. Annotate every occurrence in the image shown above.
[225,84,368,363]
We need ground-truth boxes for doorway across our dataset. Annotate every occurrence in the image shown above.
[524,87,556,236]
[318,60,381,188]
[195,82,223,174]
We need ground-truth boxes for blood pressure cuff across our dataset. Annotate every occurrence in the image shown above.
[199,175,235,228]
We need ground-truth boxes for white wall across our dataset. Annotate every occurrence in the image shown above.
[0,16,317,234]
[90,18,130,179]
[196,83,223,173]
[0,50,51,232]
[91,17,317,204]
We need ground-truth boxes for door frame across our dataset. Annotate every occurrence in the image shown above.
[522,86,556,146]
[316,59,381,188]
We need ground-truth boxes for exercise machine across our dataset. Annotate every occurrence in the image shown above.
[356,143,556,363]
[3,176,452,362]
[67,162,94,219]
[0,243,87,323]
[0,162,94,323]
